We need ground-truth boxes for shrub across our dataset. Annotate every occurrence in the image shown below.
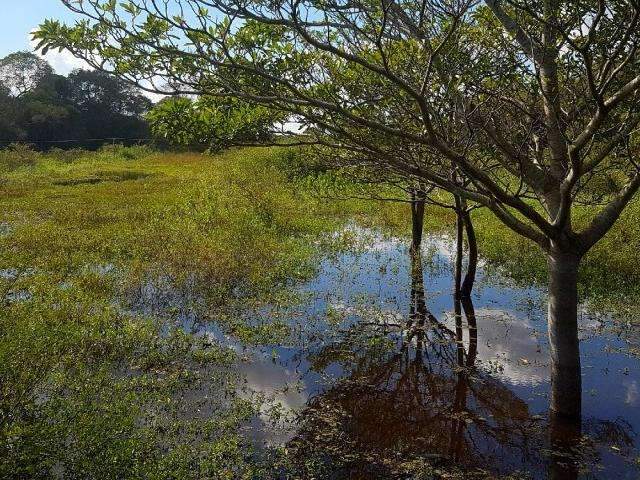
[266,146,330,179]
[0,143,40,170]
[46,147,88,163]
[98,143,154,161]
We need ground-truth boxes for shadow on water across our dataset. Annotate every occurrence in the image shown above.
[129,226,640,479]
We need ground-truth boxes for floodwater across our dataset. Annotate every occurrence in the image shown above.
[134,227,640,479]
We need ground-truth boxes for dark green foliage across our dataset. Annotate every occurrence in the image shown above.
[60,69,152,142]
[0,52,151,149]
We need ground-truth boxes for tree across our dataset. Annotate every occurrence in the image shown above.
[1,69,77,145]
[0,52,71,144]
[60,69,152,141]
[63,69,151,114]
[0,84,25,141]
[0,53,154,147]
[299,57,479,289]
[0,52,54,98]
[147,95,281,150]
[35,0,640,419]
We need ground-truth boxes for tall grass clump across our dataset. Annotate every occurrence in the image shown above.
[98,143,155,161]
[0,143,40,171]
[46,147,88,163]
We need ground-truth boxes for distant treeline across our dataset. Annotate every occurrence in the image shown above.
[0,51,153,150]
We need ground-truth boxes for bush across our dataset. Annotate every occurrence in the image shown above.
[266,146,330,179]
[98,143,154,161]
[46,147,89,163]
[0,143,40,170]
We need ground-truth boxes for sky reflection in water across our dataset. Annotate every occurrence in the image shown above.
[134,226,640,478]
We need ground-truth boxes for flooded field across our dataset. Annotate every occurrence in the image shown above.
[133,227,640,479]
[3,148,640,480]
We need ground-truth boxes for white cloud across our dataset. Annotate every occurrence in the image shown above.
[136,80,167,103]
[443,308,549,386]
[280,121,306,134]
[29,33,90,76]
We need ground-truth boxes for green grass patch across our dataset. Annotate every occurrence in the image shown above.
[469,204,640,315]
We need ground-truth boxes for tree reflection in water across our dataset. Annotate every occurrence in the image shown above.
[285,248,634,479]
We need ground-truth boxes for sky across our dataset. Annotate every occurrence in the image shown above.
[1,1,88,75]
[0,1,169,102]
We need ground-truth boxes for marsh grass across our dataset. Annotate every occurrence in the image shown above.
[469,204,640,317]
[0,143,41,171]
[0,145,407,478]
[1,143,637,478]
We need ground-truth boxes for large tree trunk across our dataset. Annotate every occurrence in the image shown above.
[410,190,426,252]
[460,209,477,298]
[547,249,582,419]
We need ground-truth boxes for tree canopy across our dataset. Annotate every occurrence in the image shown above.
[0,51,54,98]
[0,52,152,148]
[147,95,282,151]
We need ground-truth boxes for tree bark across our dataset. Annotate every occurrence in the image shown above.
[548,409,581,480]
[410,190,426,252]
[454,206,464,296]
[460,209,477,298]
[547,249,582,419]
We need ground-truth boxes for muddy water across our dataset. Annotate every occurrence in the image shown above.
[136,227,640,478]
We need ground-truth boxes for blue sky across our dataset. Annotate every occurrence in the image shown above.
[1,1,85,74]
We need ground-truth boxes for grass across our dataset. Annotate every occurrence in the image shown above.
[0,145,406,479]
[468,203,640,315]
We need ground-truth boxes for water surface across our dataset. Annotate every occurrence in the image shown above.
[137,227,640,478]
